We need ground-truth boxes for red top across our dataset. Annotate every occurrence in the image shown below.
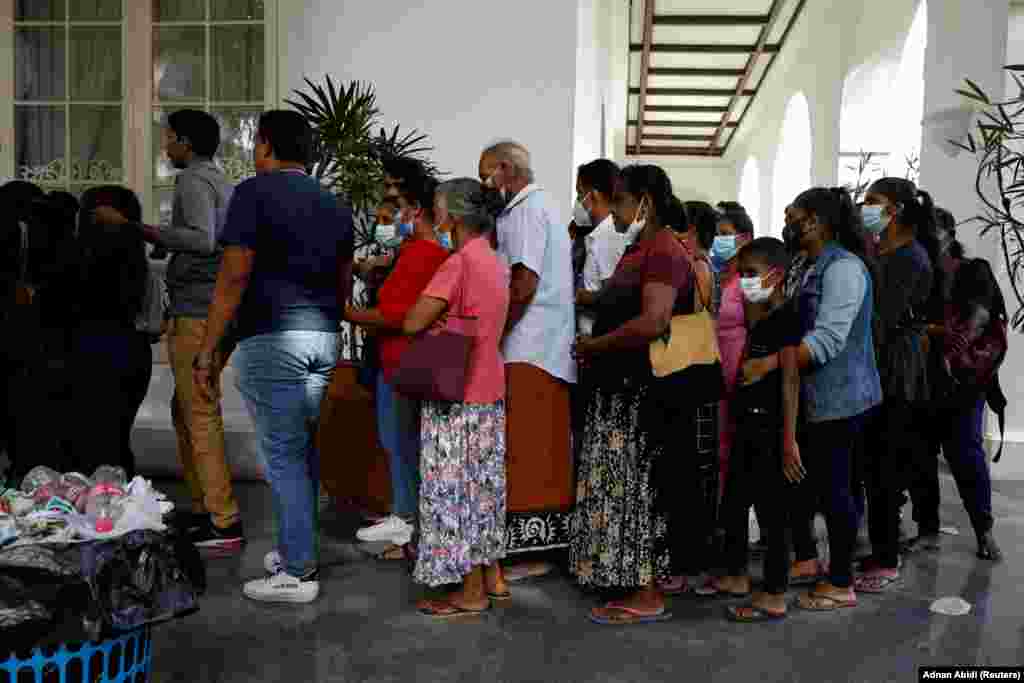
[377,238,450,380]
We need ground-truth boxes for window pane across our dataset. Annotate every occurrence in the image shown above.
[16,0,65,21]
[69,105,123,183]
[70,27,122,101]
[211,26,263,102]
[15,29,66,101]
[212,109,259,183]
[153,0,204,22]
[15,106,67,182]
[211,0,263,21]
[68,0,123,21]
[152,109,179,185]
[154,27,206,102]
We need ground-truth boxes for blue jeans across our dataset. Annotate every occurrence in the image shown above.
[375,371,421,519]
[234,331,338,578]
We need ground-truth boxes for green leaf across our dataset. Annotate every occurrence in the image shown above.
[955,88,988,104]
[965,78,992,104]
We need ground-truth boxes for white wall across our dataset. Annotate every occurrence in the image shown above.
[278,0,580,223]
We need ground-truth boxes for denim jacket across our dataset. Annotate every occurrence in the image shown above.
[798,243,882,423]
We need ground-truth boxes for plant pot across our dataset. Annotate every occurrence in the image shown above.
[317,361,391,515]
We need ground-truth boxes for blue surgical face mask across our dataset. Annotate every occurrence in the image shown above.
[397,221,414,238]
[438,231,453,250]
[861,205,890,235]
[711,234,738,263]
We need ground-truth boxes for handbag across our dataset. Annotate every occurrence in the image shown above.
[648,268,721,378]
[390,267,477,402]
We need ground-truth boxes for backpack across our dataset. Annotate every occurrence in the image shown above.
[135,263,169,342]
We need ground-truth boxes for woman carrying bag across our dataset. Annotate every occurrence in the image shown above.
[399,178,511,618]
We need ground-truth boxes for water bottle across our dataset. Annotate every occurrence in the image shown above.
[0,514,17,546]
[86,466,127,533]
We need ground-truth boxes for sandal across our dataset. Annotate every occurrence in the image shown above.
[589,603,672,626]
[418,599,491,619]
[796,591,857,611]
[658,576,690,596]
[853,571,901,594]
[726,604,787,623]
[374,544,406,561]
[695,578,749,599]
[487,590,512,601]
[789,560,827,586]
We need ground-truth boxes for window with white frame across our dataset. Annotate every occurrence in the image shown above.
[2,0,274,220]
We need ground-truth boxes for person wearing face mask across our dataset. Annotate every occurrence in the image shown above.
[572,159,625,336]
[345,175,449,557]
[478,141,575,584]
[571,164,699,625]
[714,237,802,621]
[712,202,755,502]
[853,178,938,591]
[744,187,882,610]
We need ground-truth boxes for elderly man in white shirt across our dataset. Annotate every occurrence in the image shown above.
[572,160,628,335]
[478,140,576,583]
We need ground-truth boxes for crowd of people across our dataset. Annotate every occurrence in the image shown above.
[0,107,1009,622]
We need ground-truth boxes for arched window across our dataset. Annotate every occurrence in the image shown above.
[738,157,761,235]
[771,93,812,238]
[890,0,927,184]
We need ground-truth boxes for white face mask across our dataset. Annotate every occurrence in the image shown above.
[620,196,646,236]
[573,193,592,228]
[376,223,396,243]
[740,274,775,304]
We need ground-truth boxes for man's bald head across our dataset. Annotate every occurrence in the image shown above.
[479,139,534,185]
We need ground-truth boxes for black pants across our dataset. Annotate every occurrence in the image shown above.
[791,412,866,589]
[721,409,791,594]
[70,326,152,478]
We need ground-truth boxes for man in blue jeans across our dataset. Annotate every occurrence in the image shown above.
[193,110,354,603]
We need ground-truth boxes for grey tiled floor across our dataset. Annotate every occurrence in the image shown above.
[149,474,1024,683]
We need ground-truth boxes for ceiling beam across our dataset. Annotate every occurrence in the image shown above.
[645,105,729,113]
[635,0,656,150]
[722,0,807,154]
[627,145,724,157]
[628,119,737,128]
[652,14,771,26]
[643,134,714,141]
[630,43,780,54]
[630,87,756,96]
[709,0,787,152]
[648,67,746,77]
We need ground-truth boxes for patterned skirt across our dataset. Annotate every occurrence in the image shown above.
[569,383,670,589]
[413,400,507,587]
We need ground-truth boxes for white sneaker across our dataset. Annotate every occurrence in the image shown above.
[243,571,320,604]
[264,550,282,575]
[355,515,412,544]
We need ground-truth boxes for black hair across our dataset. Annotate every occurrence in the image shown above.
[793,186,877,281]
[739,237,790,272]
[398,174,438,222]
[868,177,940,265]
[684,200,718,250]
[257,110,314,165]
[665,196,691,234]
[934,206,965,260]
[383,156,427,185]
[78,185,143,241]
[167,109,222,158]
[0,180,45,223]
[577,159,620,200]
[951,258,1007,324]
[618,164,675,228]
[716,201,754,236]
[77,185,147,322]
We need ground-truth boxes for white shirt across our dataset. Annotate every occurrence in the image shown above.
[578,214,629,335]
[496,185,577,384]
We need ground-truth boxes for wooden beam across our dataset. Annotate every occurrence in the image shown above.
[627,145,724,157]
[630,87,756,96]
[628,119,737,128]
[630,43,780,54]
[635,0,656,152]
[643,134,715,141]
[708,0,787,151]
[648,67,746,77]
[646,105,729,113]
[652,14,771,26]
[722,0,807,154]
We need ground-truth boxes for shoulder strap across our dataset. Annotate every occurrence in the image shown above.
[988,373,1007,463]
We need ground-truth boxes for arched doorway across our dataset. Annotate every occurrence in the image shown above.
[771,92,813,238]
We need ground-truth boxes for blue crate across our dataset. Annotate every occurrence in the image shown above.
[2,626,151,683]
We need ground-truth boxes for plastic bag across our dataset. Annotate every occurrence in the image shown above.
[67,477,166,541]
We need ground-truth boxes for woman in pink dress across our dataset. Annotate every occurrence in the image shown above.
[712,202,755,499]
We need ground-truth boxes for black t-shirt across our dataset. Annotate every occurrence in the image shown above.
[735,301,803,415]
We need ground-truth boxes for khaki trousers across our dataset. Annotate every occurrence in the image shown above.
[167,317,240,528]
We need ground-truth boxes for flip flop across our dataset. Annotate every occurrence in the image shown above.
[796,591,857,611]
[658,577,690,596]
[694,580,749,599]
[504,561,554,583]
[853,572,901,594]
[789,561,828,586]
[374,544,406,561]
[487,591,512,601]
[418,600,491,619]
[726,605,787,623]
[588,604,673,626]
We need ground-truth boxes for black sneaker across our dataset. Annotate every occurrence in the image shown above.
[190,519,246,548]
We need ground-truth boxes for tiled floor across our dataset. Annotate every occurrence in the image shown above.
[149,474,1024,682]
